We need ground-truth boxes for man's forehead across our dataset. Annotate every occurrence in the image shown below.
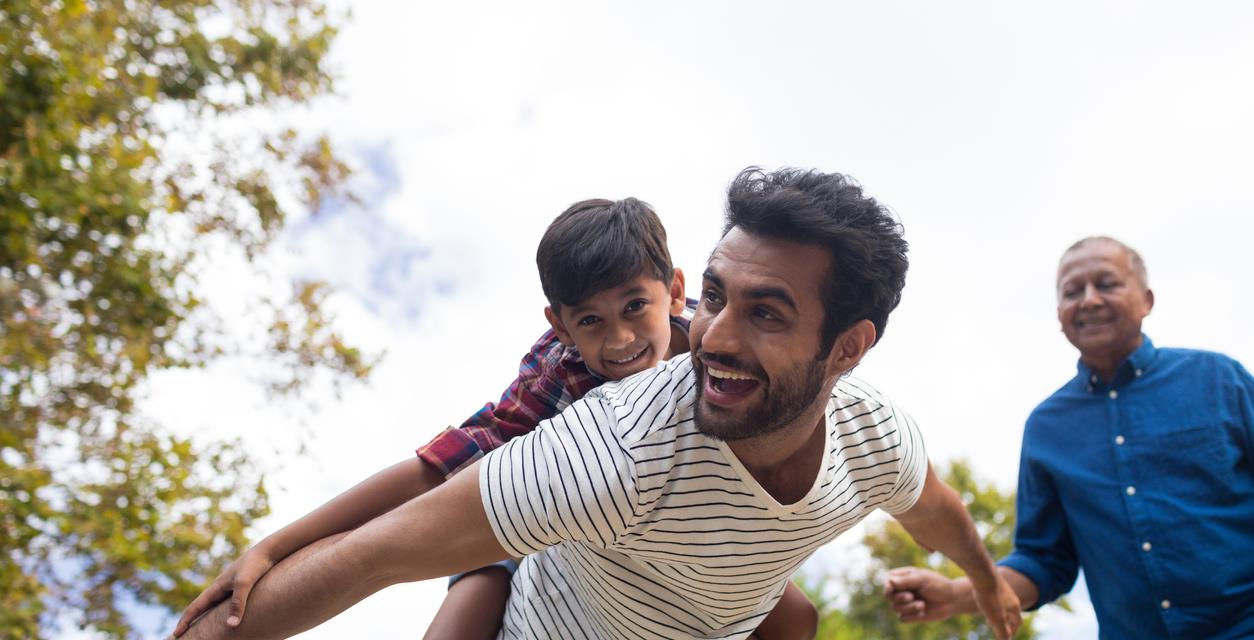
[1058,241,1132,278]
[705,230,828,296]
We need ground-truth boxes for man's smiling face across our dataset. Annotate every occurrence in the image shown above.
[689,228,833,441]
[1056,240,1153,365]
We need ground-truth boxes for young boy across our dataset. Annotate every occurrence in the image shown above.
[173,198,817,640]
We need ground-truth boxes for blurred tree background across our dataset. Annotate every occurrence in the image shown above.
[799,460,1067,640]
[0,0,374,636]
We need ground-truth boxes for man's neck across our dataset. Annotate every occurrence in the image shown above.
[726,401,828,506]
[1082,335,1143,383]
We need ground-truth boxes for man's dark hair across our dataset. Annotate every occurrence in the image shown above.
[537,197,674,312]
[724,167,909,356]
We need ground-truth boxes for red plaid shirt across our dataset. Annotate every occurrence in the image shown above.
[417,302,695,478]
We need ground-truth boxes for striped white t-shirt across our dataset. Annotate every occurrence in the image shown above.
[479,353,927,639]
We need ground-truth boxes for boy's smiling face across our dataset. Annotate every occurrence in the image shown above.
[545,270,686,380]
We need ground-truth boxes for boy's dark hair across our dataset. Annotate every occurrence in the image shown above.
[537,197,673,312]
[724,167,909,356]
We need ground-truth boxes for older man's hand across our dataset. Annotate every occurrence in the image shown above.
[884,567,1022,638]
[970,571,1022,639]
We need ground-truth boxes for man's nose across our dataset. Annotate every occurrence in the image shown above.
[699,308,741,355]
[1080,283,1103,308]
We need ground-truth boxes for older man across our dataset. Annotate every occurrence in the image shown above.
[176,168,1020,640]
[887,237,1254,638]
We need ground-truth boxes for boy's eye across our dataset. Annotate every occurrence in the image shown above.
[624,299,647,314]
[577,315,601,327]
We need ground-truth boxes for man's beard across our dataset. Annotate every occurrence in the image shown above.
[693,355,828,441]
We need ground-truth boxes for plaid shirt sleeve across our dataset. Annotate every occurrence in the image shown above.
[416,330,602,478]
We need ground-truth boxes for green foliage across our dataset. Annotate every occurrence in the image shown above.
[806,461,1064,640]
[0,0,374,636]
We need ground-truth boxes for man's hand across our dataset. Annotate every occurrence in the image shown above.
[884,567,1022,639]
[884,567,963,623]
[971,572,1022,639]
[172,547,277,636]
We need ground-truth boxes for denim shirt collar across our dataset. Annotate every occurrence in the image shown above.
[1075,334,1158,391]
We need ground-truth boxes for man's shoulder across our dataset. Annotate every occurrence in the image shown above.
[1156,345,1243,371]
[831,374,892,412]
[582,354,698,446]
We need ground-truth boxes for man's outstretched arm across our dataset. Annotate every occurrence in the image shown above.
[176,460,508,640]
[889,462,1023,640]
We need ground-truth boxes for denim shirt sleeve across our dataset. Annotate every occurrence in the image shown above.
[1233,361,1254,478]
[999,422,1080,609]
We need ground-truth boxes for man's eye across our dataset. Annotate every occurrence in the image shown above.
[702,289,723,305]
[754,307,779,321]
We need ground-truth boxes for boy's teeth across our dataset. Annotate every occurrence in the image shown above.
[610,347,645,364]
[708,367,753,381]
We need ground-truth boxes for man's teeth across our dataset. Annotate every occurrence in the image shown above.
[708,367,753,381]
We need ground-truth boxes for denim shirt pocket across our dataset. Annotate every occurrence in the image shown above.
[1139,423,1236,502]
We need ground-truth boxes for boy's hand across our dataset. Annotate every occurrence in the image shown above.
[172,547,277,636]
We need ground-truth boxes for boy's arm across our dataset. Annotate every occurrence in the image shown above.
[178,460,509,640]
[890,463,1023,640]
[173,457,443,636]
[752,581,818,640]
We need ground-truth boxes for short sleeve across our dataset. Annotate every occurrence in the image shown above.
[479,395,640,557]
[878,406,928,515]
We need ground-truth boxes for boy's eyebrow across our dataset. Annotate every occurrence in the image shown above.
[702,268,798,312]
[567,285,653,316]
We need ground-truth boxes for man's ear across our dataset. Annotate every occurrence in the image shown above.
[544,306,575,347]
[824,319,877,379]
[1144,288,1155,316]
[668,268,687,315]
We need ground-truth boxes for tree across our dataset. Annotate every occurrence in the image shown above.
[801,460,1069,639]
[0,0,374,636]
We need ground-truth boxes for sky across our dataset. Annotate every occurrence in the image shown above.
[130,1,1254,637]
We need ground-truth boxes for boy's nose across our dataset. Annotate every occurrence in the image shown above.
[606,322,635,349]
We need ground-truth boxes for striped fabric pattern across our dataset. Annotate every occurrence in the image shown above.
[480,353,927,639]
[419,301,696,479]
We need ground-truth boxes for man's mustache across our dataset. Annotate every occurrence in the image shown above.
[694,349,768,380]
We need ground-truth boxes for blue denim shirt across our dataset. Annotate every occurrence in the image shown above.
[1001,336,1254,639]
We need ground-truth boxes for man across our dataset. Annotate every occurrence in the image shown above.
[176,167,1021,640]
[886,237,1254,638]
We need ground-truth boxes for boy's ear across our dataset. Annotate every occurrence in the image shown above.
[668,268,687,315]
[544,306,575,347]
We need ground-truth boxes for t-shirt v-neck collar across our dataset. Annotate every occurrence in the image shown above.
[714,412,832,518]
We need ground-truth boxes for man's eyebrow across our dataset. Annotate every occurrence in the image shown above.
[703,268,798,312]
[702,269,723,288]
[747,286,798,312]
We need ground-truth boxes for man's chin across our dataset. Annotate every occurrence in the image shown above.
[694,401,758,442]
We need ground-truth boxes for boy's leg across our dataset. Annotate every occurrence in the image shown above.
[422,561,518,640]
[753,580,819,640]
